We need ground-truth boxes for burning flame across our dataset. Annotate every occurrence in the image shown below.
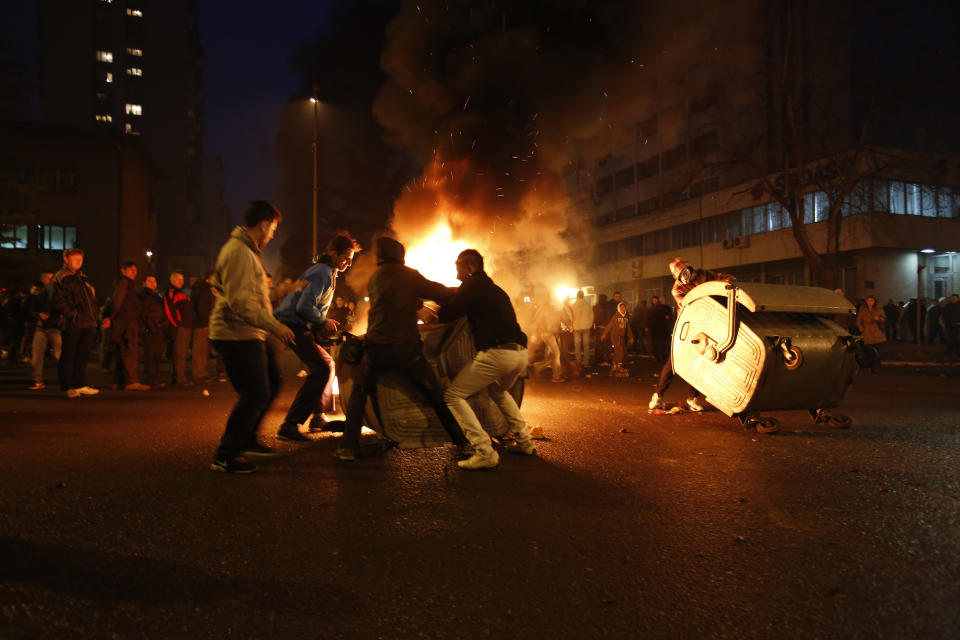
[403,223,470,287]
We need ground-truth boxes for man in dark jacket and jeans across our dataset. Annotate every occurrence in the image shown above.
[111,261,148,390]
[51,248,100,398]
[333,236,470,461]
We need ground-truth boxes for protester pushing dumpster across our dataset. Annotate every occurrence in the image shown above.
[336,317,524,448]
[671,281,874,433]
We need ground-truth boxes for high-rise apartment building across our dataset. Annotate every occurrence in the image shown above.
[38,0,205,276]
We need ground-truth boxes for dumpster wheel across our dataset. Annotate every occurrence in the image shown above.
[743,415,780,434]
[811,409,852,429]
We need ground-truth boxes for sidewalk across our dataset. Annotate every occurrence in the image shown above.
[880,341,960,366]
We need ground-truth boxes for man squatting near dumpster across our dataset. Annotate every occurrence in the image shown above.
[332,236,471,462]
[209,200,295,474]
[273,232,360,442]
[648,257,734,412]
[439,249,537,470]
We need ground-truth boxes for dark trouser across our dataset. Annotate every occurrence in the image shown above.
[926,324,945,344]
[340,342,468,451]
[192,327,210,379]
[100,326,114,370]
[59,327,95,391]
[279,328,335,433]
[113,330,141,387]
[655,356,700,399]
[143,330,164,384]
[212,339,281,460]
[651,335,670,365]
[947,325,960,357]
[170,326,191,383]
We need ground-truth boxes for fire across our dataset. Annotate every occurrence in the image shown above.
[403,223,471,287]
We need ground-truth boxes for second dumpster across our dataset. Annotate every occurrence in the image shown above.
[671,281,868,433]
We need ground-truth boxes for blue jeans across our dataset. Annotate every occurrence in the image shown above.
[279,328,335,433]
[212,339,281,459]
[340,342,468,451]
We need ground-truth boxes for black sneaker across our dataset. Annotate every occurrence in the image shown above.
[306,415,333,432]
[211,456,256,474]
[321,419,347,433]
[277,429,311,443]
[242,443,277,457]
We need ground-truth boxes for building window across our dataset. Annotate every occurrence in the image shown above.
[105,72,113,83]
[126,8,143,17]
[690,131,720,157]
[126,67,143,76]
[126,47,143,57]
[96,92,108,102]
[1,225,29,249]
[96,50,113,63]
[636,156,658,181]
[95,114,113,122]
[802,191,830,223]
[125,103,143,116]
[595,175,613,197]
[37,225,78,251]
[124,123,140,136]
[661,144,687,171]
[615,166,635,190]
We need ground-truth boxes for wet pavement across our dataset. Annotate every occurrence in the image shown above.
[1,353,958,639]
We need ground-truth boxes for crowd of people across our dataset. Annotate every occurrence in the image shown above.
[3,198,959,475]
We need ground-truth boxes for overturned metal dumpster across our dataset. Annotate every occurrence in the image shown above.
[672,281,872,433]
[336,317,524,448]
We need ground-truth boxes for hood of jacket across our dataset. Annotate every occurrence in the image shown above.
[376,236,405,265]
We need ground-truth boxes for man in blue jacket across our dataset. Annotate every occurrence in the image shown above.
[274,232,360,442]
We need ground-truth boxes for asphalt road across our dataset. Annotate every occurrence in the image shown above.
[1,354,959,639]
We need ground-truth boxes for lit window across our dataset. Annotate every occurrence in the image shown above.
[125,103,143,116]
[126,8,143,17]
[1,224,29,249]
[95,114,113,122]
[37,225,78,251]
[96,50,113,63]
[126,67,143,76]
[124,123,140,135]
[126,47,143,57]
[105,72,113,83]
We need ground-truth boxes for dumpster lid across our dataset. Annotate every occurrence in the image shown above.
[683,281,856,314]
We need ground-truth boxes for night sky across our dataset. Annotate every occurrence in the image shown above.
[197,0,338,225]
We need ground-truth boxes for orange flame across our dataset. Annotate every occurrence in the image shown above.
[403,223,471,286]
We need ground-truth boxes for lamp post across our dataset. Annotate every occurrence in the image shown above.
[310,89,319,258]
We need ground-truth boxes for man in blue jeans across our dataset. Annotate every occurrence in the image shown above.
[274,232,360,441]
[208,200,295,474]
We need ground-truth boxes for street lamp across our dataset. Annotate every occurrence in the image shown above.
[310,89,320,258]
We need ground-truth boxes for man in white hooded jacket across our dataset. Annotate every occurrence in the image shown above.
[208,200,295,474]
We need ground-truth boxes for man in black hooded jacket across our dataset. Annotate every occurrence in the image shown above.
[332,236,469,460]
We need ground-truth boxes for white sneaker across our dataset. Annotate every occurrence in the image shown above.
[65,388,81,398]
[686,397,703,412]
[648,392,663,410]
[457,448,500,470]
[76,386,100,396]
[509,440,537,456]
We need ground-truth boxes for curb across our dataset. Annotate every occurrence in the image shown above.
[883,361,960,367]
